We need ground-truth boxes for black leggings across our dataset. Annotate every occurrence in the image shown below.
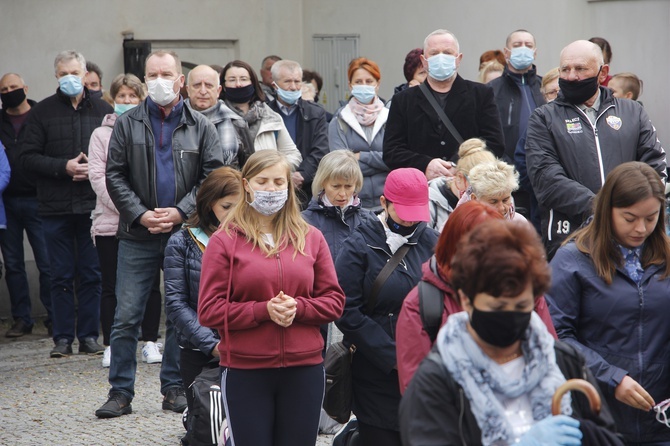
[96,236,162,345]
[222,365,324,446]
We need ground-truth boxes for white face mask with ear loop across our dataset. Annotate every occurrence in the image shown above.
[654,397,670,428]
[146,77,178,106]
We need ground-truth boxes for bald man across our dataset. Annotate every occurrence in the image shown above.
[185,65,239,166]
[526,40,666,259]
[0,73,53,338]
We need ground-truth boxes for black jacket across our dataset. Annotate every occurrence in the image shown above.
[267,98,329,186]
[20,89,112,215]
[526,87,666,259]
[383,76,505,173]
[489,65,545,161]
[335,218,439,430]
[0,99,38,197]
[400,341,623,446]
[106,99,224,240]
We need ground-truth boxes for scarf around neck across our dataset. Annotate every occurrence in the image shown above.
[436,311,571,445]
[348,96,384,127]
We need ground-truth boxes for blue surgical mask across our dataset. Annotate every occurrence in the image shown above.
[351,85,376,104]
[59,74,84,97]
[114,103,137,116]
[276,87,302,105]
[509,46,535,70]
[427,54,457,82]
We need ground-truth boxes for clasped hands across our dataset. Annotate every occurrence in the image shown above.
[140,208,183,234]
[267,291,297,328]
[66,152,89,181]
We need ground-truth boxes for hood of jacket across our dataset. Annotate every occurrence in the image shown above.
[420,255,456,295]
[101,112,117,128]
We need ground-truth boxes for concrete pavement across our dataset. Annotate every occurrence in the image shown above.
[0,320,333,445]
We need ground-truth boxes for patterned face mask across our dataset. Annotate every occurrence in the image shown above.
[654,398,670,428]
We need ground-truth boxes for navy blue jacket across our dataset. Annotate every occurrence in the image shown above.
[488,65,545,162]
[302,196,376,261]
[164,228,219,355]
[335,217,438,430]
[547,241,670,443]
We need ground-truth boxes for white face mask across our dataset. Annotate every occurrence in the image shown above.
[146,77,178,106]
[655,398,670,428]
[247,188,288,216]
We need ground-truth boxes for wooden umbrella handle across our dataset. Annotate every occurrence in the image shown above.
[552,379,601,416]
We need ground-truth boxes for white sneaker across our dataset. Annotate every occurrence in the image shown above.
[142,341,163,364]
[102,346,111,368]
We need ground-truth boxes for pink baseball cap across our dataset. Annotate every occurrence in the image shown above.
[383,168,430,222]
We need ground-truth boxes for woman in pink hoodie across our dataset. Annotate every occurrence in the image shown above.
[198,150,345,446]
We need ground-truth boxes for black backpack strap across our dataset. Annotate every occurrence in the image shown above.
[367,244,411,315]
[418,262,444,343]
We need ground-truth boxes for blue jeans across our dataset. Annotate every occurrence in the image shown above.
[0,196,52,326]
[108,237,181,399]
[41,214,100,343]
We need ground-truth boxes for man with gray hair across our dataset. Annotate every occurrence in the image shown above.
[21,50,112,358]
[526,40,666,259]
[185,64,239,166]
[268,59,328,205]
[260,55,282,101]
[384,29,504,180]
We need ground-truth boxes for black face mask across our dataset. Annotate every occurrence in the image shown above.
[209,210,221,227]
[386,213,419,237]
[470,307,532,348]
[558,67,602,105]
[1,88,26,109]
[225,84,255,104]
[88,89,103,100]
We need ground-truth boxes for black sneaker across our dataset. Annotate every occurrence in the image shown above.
[5,319,33,338]
[50,339,73,358]
[79,337,105,355]
[95,392,132,418]
[162,386,187,413]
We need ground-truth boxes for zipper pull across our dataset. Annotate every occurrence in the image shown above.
[180,150,184,159]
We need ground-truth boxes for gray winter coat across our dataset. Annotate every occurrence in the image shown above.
[328,104,390,210]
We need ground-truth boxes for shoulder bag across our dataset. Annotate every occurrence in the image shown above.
[323,244,412,424]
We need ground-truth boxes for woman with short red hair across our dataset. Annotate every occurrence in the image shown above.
[329,57,390,210]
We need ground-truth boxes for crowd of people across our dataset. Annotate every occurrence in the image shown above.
[0,25,668,446]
